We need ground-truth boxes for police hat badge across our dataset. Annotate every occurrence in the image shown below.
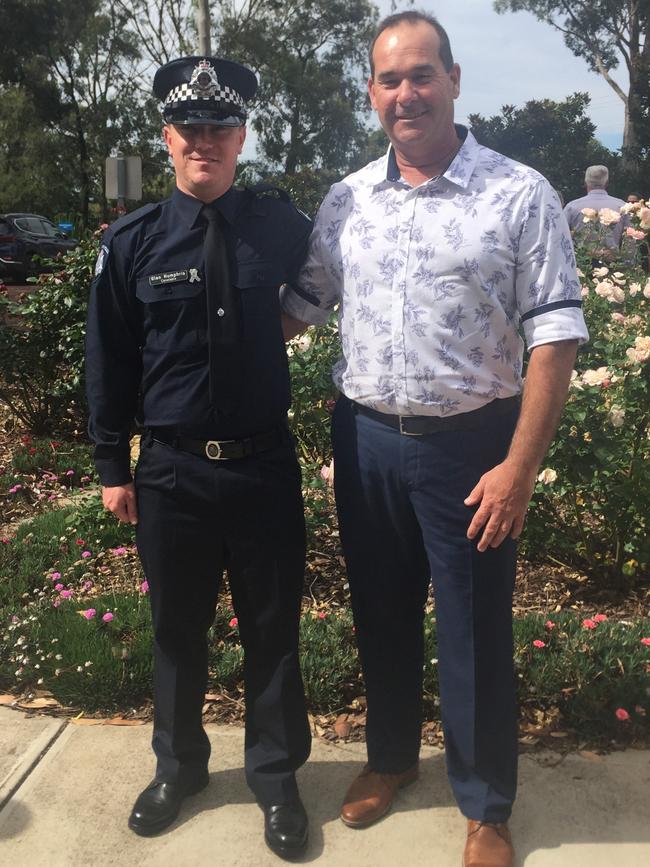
[153,56,257,127]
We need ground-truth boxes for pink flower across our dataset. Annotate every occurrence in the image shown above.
[102,612,114,622]
[82,580,93,590]
[545,620,556,630]
[139,580,149,594]
[65,469,75,476]
[582,619,597,629]
[318,612,327,620]
[111,546,127,556]
[229,617,238,628]
[52,599,61,608]
[54,583,64,591]
[60,589,72,599]
[593,613,607,623]
[75,538,85,546]
[1,537,10,544]
[81,551,92,558]
[641,638,650,646]
[533,640,546,648]
[81,608,96,620]
[615,708,630,722]
[51,571,61,580]
[9,484,22,494]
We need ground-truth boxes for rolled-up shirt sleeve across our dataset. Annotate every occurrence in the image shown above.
[515,180,589,350]
[280,184,345,325]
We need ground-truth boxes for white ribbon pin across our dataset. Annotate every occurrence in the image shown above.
[189,268,201,283]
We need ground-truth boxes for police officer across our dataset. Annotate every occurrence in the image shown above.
[85,56,312,859]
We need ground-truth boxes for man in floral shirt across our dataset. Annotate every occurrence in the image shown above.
[281,10,587,867]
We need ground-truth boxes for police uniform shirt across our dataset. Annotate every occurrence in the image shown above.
[86,185,312,487]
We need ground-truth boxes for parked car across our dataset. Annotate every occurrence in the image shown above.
[0,213,78,282]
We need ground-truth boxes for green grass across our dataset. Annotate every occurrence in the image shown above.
[0,495,135,608]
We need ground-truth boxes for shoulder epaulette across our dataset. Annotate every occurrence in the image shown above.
[110,202,162,236]
[245,183,291,203]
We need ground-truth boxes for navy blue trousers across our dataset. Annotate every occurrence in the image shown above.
[332,397,519,822]
[135,432,311,805]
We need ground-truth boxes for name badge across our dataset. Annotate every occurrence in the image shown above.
[149,270,189,286]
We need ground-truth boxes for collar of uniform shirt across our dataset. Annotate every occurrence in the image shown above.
[379,123,476,192]
[171,185,240,229]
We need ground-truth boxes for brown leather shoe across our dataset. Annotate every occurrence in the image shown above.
[463,820,514,867]
[340,763,418,828]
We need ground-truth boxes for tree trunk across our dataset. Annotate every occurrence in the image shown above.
[284,100,301,175]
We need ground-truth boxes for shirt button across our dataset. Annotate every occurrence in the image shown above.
[217,308,225,317]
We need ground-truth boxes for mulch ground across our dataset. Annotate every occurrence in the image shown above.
[1,409,648,754]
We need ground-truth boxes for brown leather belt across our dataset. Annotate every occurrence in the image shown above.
[352,396,520,435]
[150,426,284,460]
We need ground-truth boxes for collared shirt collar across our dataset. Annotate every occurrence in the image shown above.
[171,185,239,228]
[378,124,479,191]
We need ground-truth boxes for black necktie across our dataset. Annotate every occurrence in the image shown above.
[202,204,241,415]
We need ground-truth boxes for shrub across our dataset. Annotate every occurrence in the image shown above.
[522,202,650,590]
[0,236,98,433]
[287,321,339,464]
[299,608,359,712]
[2,602,647,741]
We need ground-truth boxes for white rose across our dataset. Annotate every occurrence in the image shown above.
[598,208,621,226]
[537,468,558,485]
[608,406,625,428]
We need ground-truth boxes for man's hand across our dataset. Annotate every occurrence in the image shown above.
[464,460,536,552]
[464,339,578,553]
[103,483,138,524]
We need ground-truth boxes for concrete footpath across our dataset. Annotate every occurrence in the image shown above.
[0,707,648,866]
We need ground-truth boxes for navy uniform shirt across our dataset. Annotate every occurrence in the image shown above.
[86,185,312,486]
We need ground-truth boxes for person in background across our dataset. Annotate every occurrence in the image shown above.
[563,165,627,256]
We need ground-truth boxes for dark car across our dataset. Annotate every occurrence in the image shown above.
[0,213,78,282]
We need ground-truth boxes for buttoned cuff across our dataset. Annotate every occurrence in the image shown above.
[93,446,133,487]
[280,284,333,326]
[523,306,589,351]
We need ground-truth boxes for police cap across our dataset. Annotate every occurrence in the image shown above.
[153,56,257,127]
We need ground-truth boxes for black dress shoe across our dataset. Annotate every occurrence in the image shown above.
[128,773,209,836]
[263,799,309,860]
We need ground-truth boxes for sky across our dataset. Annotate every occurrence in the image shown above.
[242,0,627,160]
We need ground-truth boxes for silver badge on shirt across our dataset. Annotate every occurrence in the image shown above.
[94,244,109,276]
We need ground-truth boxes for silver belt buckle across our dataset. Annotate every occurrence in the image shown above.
[205,440,225,459]
[398,416,420,436]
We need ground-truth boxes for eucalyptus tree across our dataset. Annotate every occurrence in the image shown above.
[495,0,650,170]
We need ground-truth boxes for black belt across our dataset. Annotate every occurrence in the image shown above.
[352,396,520,435]
[150,426,285,460]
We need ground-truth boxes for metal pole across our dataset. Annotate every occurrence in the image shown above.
[116,152,127,215]
[197,0,211,55]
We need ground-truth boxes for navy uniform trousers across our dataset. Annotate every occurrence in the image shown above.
[134,429,311,806]
[332,396,519,823]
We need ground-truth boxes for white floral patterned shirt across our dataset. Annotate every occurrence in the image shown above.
[281,127,588,416]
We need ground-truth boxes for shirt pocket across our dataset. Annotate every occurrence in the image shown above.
[233,259,285,339]
[135,276,206,350]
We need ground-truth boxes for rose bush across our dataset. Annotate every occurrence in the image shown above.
[522,200,650,590]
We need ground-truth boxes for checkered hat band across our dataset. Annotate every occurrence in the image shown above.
[165,82,245,110]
